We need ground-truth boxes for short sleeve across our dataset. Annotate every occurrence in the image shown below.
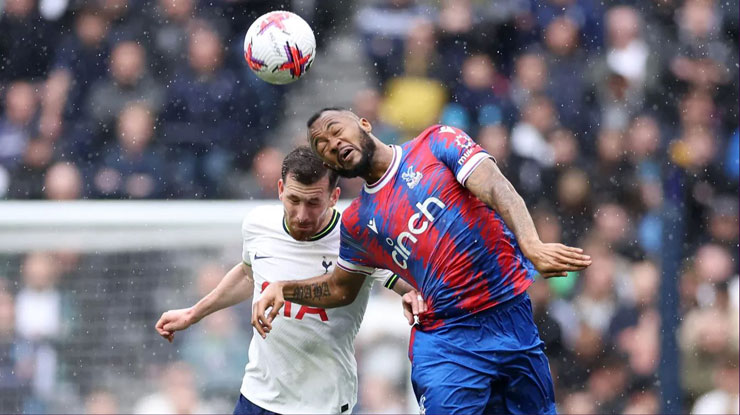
[337,220,375,276]
[241,214,256,266]
[428,125,494,186]
[367,268,402,290]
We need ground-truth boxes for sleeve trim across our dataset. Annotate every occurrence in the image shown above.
[337,258,374,276]
[456,152,494,185]
[384,274,400,290]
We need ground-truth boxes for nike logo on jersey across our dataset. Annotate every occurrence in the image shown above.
[254,254,272,260]
[368,218,378,233]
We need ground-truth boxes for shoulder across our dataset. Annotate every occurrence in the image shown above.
[411,125,471,148]
[340,198,362,228]
[242,204,283,234]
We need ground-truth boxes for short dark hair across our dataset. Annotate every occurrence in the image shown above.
[306,106,348,129]
[281,146,340,189]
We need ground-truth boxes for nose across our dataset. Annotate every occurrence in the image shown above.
[295,205,310,224]
[328,136,341,155]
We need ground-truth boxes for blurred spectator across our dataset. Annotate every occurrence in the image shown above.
[527,0,604,51]
[47,4,111,125]
[542,16,588,133]
[691,353,740,414]
[555,167,592,243]
[587,354,629,413]
[574,249,617,335]
[43,161,83,200]
[0,0,57,81]
[161,21,246,198]
[243,146,284,199]
[352,88,399,144]
[0,81,38,170]
[434,0,480,87]
[622,388,660,415]
[180,263,249,399]
[133,361,212,414]
[587,6,661,133]
[0,290,31,413]
[87,40,164,133]
[181,308,249,400]
[446,53,511,136]
[84,390,119,415]
[149,0,195,80]
[560,391,597,414]
[510,52,548,112]
[356,0,427,84]
[510,95,557,167]
[92,103,167,199]
[707,196,739,246]
[15,252,65,411]
[670,0,732,91]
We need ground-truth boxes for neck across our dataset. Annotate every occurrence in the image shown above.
[317,207,334,232]
[362,141,394,184]
[287,207,334,241]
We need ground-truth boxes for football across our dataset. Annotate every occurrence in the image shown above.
[243,11,316,85]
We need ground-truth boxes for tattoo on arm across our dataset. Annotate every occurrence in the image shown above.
[293,282,331,301]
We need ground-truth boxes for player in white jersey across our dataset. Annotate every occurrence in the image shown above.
[155,147,419,415]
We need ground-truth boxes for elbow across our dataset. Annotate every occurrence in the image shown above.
[335,286,358,307]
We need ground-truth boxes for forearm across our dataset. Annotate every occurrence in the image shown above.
[280,269,363,308]
[190,263,254,322]
[392,277,415,296]
[487,180,540,251]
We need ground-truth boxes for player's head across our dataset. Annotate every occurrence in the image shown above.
[306,107,379,179]
[278,146,341,241]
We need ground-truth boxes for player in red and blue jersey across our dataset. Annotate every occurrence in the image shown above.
[253,108,592,414]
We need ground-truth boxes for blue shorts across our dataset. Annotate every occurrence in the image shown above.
[233,394,280,415]
[409,293,556,415]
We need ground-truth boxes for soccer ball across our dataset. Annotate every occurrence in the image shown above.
[243,11,316,85]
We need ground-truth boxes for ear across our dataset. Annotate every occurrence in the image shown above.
[329,186,341,207]
[359,117,373,133]
[277,178,284,200]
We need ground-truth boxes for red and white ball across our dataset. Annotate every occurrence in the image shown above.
[243,11,316,85]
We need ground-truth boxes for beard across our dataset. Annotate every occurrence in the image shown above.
[333,129,376,178]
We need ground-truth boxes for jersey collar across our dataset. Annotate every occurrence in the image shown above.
[364,145,402,194]
[282,208,340,241]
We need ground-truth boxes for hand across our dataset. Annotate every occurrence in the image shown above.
[402,290,427,325]
[155,308,196,343]
[522,240,592,278]
[251,282,285,339]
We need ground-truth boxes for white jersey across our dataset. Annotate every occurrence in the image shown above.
[240,205,396,414]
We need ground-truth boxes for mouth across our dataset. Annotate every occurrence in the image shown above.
[339,147,354,165]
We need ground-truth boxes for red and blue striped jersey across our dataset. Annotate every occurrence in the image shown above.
[337,125,537,329]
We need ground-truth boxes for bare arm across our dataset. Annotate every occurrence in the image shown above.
[155,262,254,342]
[280,266,366,307]
[189,262,255,320]
[464,158,591,277]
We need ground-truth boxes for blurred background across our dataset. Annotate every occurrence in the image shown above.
[0,0,738,413]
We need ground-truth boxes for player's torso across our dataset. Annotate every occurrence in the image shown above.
[350,141,483,286]
[345,137,534,324]
[241,205,371,413]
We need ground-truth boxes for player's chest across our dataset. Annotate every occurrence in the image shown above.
[361,163,456,269]
[248,236,336,282]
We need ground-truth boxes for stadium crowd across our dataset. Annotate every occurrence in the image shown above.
[0,0,738,413]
